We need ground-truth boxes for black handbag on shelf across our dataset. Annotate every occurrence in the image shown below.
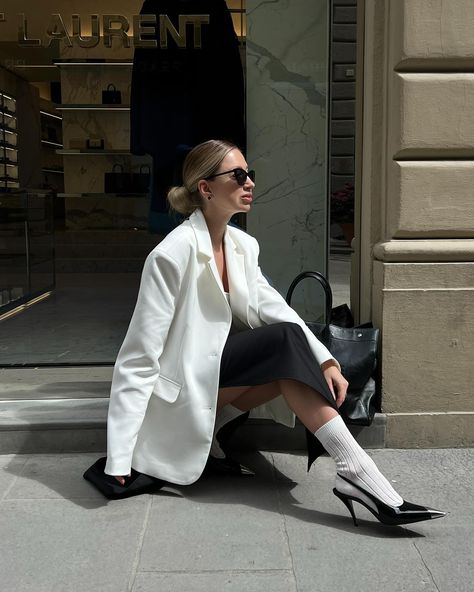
[131,164,151,193]
[104,163,130,193]
[102,83,122,105]
[104,164,151,194]
[285,270,380,427]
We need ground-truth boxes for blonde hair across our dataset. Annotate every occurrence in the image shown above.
[167,139,239,215]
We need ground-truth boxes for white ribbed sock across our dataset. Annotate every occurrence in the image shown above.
[314,415,403,507]
[210,404,246,459]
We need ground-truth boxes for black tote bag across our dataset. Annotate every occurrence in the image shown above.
[104,164,151,194]
[285,271,380,426]
[102,83,122,105]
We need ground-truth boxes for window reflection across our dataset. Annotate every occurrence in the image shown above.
[0,1,247,366]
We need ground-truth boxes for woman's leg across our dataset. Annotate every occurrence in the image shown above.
[218,378,338,431]
[212,383,283,457]
[219,378,404,507]
[214,380,337,457]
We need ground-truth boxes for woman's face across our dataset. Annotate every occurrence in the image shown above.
[200,148,255,216]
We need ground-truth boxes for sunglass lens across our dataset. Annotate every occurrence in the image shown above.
[235,169,255,185]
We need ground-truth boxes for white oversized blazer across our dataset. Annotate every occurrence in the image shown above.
[104,208,341,484]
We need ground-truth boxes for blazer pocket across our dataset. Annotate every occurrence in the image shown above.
[152,374,182,403]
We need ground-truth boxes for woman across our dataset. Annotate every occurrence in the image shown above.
[104,139,446,527]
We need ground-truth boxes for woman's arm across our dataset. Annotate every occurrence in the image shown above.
[255,263,342,373]
[104,249,182,476]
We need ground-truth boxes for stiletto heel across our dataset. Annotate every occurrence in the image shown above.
[205,454,255,477]
[333,473,446,527]
[333,487,359,526]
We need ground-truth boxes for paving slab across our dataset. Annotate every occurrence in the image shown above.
[3,453,107,500]
[0,453,29,498]
[138,476,291,573]
[408,525,473,592]
[0,496,150,592]
[131,570,297,592]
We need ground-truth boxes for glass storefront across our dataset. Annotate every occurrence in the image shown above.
[0,1,353,369]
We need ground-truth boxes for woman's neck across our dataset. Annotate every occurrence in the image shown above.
[202,209,232,251]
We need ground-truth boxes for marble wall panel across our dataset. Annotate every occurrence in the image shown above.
[60,66,132,106]
[246,0,329,318]
[62,111,131,151]
[63,195,149,230]
[63,153,151,229]
[63,153,151,194]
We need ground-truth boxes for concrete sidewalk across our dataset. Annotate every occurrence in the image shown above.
[0,448,471,592]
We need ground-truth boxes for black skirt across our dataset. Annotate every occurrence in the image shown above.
[219,321,339,471]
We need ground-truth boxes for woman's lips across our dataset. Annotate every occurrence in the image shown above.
[242,194,253,201]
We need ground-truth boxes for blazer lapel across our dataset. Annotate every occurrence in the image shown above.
[224,230,251,326]
[188,209,251,324]
[188,208,226,298]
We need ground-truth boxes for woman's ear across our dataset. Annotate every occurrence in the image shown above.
[197,179,212,199]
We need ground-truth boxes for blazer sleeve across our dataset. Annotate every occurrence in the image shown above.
[104,249,181,476]
[254,248,342,373]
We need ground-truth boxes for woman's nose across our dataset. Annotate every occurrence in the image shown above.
[244,175,255,189]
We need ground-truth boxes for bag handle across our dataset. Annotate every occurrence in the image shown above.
[107,83,117,91]
[285,271,333,325]
[112,163,124,173]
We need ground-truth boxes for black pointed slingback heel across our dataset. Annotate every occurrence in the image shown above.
[333,473,446,527]
[205,454,255,476]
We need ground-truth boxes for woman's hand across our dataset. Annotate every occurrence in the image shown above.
[321,360,348,408]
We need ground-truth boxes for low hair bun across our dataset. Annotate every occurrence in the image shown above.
[167,185,199,216]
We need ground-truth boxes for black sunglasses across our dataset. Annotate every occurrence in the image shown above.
[204,167,255,186]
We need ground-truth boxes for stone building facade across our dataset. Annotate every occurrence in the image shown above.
[353,0,474,447]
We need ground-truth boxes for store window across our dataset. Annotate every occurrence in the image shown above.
[0,1,348,368]
[0,1,245,366]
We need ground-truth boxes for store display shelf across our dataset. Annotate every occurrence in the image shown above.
[57,192,148,198]
[56,104,130,111]
[30,257,54,266]
[54,60,133,67]
[0,107,16,117]
[40,110,62,121]
[0,253,27,259]
[0,142,17,150]
[56,149,131,155]
[14,65,56,71]
[41,140,63,148]
[0,124,17,134]
[0,188,54,196]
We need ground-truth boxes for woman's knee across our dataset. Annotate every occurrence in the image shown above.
[277,378,336,407]
[217,385,252,408]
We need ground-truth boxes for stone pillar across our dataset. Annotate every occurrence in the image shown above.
[359,0,474,446]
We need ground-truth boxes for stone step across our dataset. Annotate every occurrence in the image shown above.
[0,397,386,454]
[0,368,385,454]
